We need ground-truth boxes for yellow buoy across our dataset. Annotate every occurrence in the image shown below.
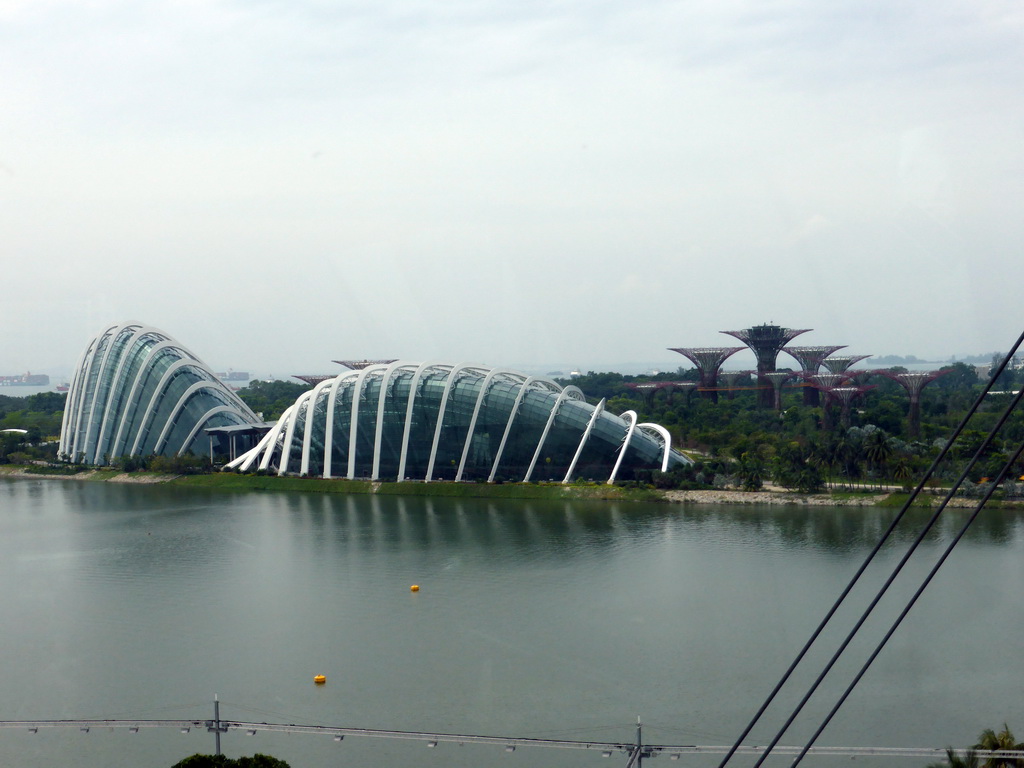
[314,674,326,685]
[410,584,420,592]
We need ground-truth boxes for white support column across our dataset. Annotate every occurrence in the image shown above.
[638,423,674,472]
[300,379,335,476]
[397,363,451,482]
[152,381,225,455]
[607,410,638,485]
[323,371,358,479]
[279,392,314,475]
[59,344,90,458]
[178,406,236,456]
[258,405,295,472]
[523,387,585,483]
[562,399,605,484]
[455,370,522,481]
[82,323,137,463]
[425,364,487,482]
[487,377,562,483]
[225,426,275,472]
[129,358,203,456]
[371,362,418,481]
[93,325,162,463]
[109,340,176,458]
[346,365,388,481]
[70,325,116,460]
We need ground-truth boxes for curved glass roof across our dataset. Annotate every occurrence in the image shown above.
[59,322,259,464]
[226,361,687,483]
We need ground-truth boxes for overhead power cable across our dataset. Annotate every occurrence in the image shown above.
[789,433,1024,767]
[717,331,1024,768]
[750,364,1024,768]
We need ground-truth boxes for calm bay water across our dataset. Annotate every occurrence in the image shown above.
[0,478,1021,768]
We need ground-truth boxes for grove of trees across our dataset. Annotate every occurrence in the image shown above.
[565,361,1024,494]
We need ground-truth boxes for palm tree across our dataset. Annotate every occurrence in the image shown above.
[974,724,1024,768]
[863,428,894,488]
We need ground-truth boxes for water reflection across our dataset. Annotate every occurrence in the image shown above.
[2,480,1021,568]
[0,478,1022,768]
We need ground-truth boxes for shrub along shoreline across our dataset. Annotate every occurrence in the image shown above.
[2,464,1003,507]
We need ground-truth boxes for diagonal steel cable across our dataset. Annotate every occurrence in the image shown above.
[716,332,1024,768]
[746,376,1024,768]
[790,435,1024,767]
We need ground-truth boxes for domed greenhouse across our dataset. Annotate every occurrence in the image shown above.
[59,322,260,464]
[225,362,686,483]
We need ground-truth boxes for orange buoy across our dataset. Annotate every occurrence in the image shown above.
[314,674,326,685]
[410,584,420,592]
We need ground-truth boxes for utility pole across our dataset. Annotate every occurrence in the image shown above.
[206,695,227,756]
[636,717,642,768]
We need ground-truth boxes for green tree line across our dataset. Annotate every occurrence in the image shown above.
[567,362,1024,493]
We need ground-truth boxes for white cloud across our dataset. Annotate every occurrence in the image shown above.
[1,0,1022,372]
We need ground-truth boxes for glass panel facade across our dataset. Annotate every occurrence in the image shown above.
[61,324,260,464]
[237,362,685,482]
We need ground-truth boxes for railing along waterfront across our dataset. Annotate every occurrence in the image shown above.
[1,710,1020,766]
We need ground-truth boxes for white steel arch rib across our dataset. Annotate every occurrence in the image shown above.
[129,358,205,456]
[152,380,230,455]
[93,326,166,462]
[70,326,115,460]
[228,421,280,472]
[89,322,146,461]
[397,362,452,482]
[259,404,296,472]
[562,398,605,484]
[455,369,523,482]
[487,376,563,483]
[300,378,336,476]
[347,365,389,480]
[68,334,102,451]
[607,410,638,485]
[178,405,238,456]
[323,371,360,479]
[278,391,315,476]
[523,386,586,483]
[82,322,138,462]
[637,423,673,472]
[109,340,180,459]
[59,343,91,458]
[224,434,262,471]
[425,364,489,482]
[371,362,419,481]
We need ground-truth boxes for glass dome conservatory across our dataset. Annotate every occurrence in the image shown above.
[225,362,686,483]
[59,322,260,464]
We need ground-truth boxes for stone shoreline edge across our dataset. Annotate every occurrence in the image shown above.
[1,465,995,508]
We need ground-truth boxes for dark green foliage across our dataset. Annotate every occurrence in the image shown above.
[974,724,1024,768]
[0,392,66,464]
[926,723,1023,768]
[236,380,308,421]
[575,360,1024,493]
[170,754,291,768]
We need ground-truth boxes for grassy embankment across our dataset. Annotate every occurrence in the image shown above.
[9,464,1014,507]
[172,472,668,502]
[0,464,665,502]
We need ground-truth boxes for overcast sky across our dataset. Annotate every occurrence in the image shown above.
[2,0,1022,377]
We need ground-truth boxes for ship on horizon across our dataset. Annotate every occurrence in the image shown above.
[0,372,49,387]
